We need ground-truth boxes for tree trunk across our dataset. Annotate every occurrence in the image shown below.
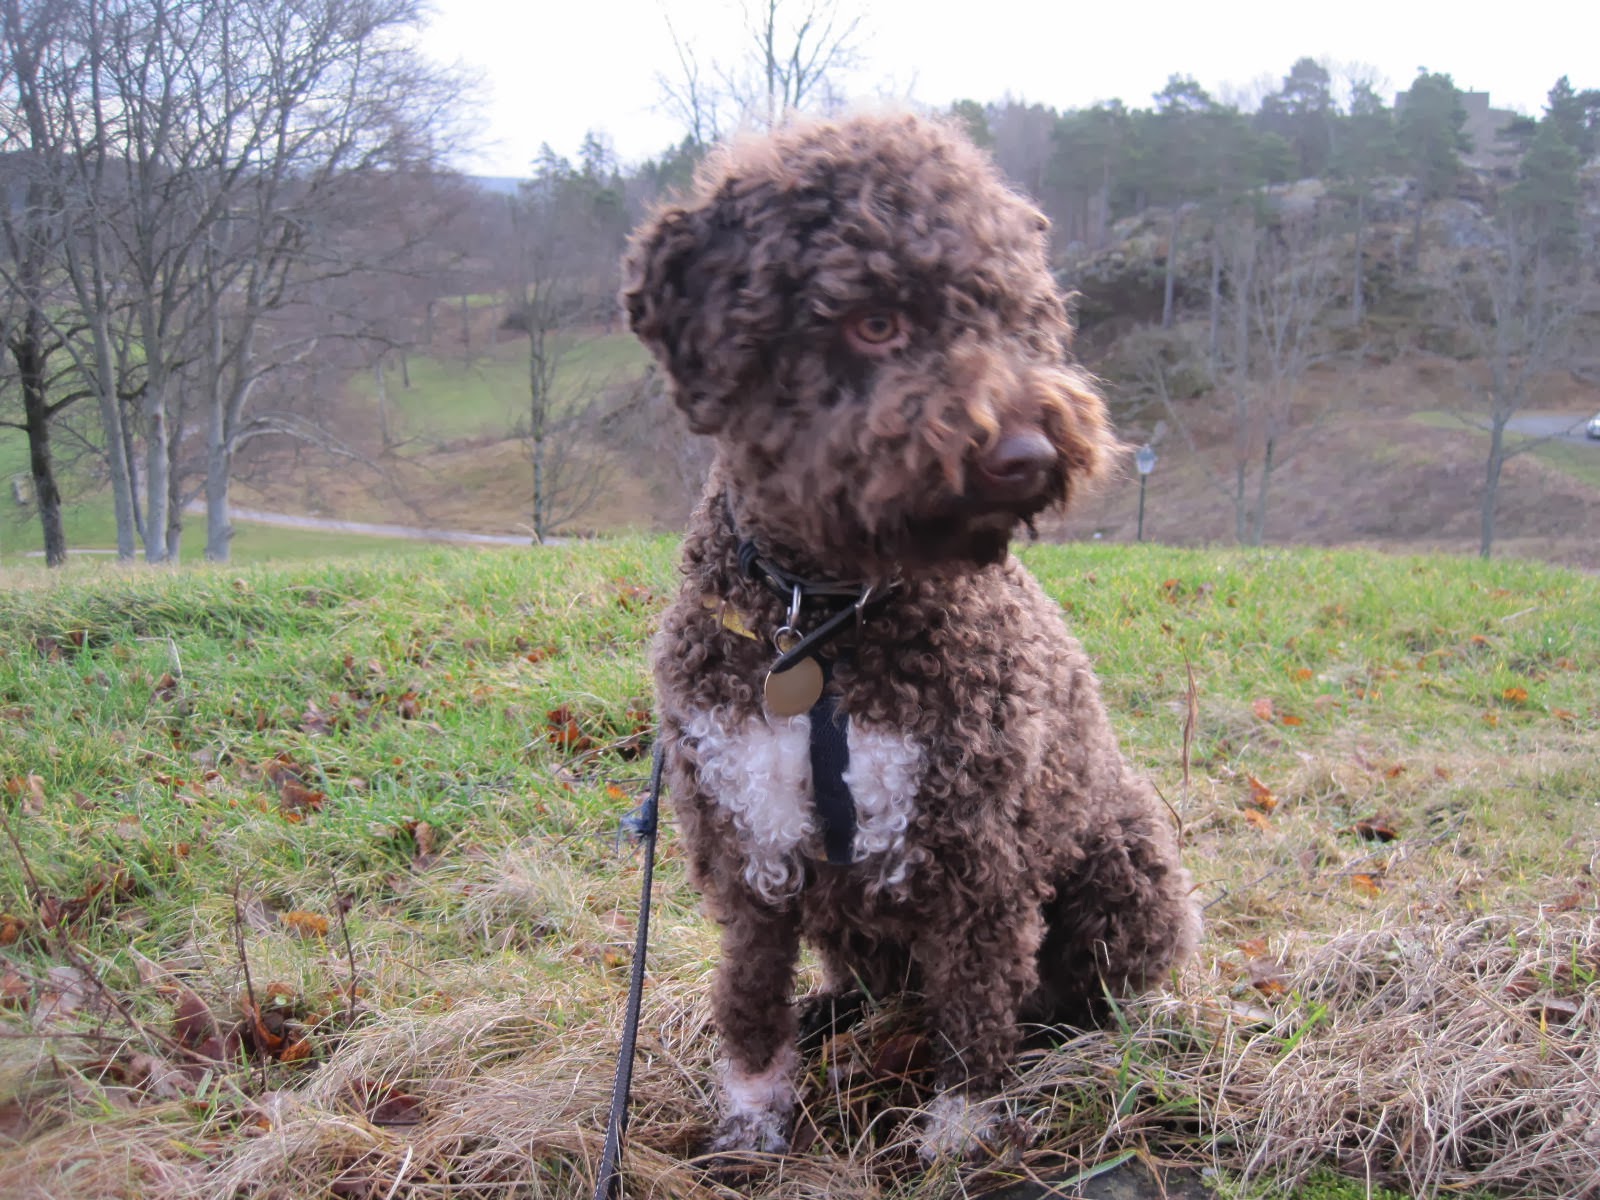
[1162,206,1180,329]
[1233,455,1249,545]
[1351,190,1367,322]
[140,311,172,565]
[374,355,392,449]
[20,372,67,569]
[205,442,233,562]
[121,398,145,544]
[164,412,184,562]
[1480,419,1506,559]
[1207,238,1222,372]
[10,313,67,566]
[1250,435,1276,547]
[529,328,546,540]
[1410,191,1425,273]
[90,311,139,560]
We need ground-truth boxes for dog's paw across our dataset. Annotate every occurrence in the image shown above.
[706,1108,792,1156]
[917,1091,1000,1162]
[707,1045,798,1158]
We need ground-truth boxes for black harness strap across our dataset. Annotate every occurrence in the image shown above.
[807,685,855,865]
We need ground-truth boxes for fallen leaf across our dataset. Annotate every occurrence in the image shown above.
[32,965,97,1028]
[1245,775,1277,812]
[1242,809,1271,831]
[363,1088,425,1126]
[1290,667,1313,682]
[4,775,47,817]
[171,989,219,1049]
[281,911,330,938]
[1350,874,1382,898]
[1353,815,1400,842]
[1251,698,1276,722]
[0,968,28,1010]
[868,1032,931,1080]
[278,780,325,816]
[1532,996,1580,1026]
[613,583,656,611]
[1502,686,1529,704]
[279,1037,314,1064]
[545,705,596,752]
[1246,956,1288,997]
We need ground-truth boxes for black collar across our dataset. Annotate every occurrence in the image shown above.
[737,539,876,608]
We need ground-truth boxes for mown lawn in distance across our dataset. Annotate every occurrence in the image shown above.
[0,541,1595,1198]
[344,331,649,445]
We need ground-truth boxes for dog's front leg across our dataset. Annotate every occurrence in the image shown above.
[913,901,1043,1159]
[707,900,802,1155]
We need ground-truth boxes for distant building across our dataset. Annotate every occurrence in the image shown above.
[1393,90,1522,168]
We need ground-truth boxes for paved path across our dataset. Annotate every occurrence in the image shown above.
[1505,413,1598,443]
[223,506,534,546]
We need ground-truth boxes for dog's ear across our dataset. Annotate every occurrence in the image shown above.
[620,202,756,436]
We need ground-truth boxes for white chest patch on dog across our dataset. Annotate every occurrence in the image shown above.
[684,709,924,903]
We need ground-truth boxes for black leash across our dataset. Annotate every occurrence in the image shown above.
[593,741,663,1200]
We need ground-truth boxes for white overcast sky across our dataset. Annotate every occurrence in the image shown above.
[421,0,1600,177]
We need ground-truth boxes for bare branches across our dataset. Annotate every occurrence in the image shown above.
[1447,216,1591,557]
[656,0,867,143]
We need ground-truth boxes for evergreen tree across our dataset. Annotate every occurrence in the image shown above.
[1396,71,1471,270]
[948,99,993,149]
[1542,76,1600,159]
[1330,81,1399,320]
[1256,57,1337,179]
[1509,120,1581,266]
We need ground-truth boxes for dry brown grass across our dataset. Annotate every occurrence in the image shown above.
[4,895,1595,1199]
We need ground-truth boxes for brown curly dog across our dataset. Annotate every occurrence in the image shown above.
[621,111,1200,1160]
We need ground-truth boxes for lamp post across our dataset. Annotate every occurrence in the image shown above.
[1134,444,1157,543]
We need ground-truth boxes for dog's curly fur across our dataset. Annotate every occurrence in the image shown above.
[622,111,1201,1157]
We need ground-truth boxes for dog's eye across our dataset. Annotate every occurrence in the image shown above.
[843,310,909,354]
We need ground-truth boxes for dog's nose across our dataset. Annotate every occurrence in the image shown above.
[975,431,1056,502]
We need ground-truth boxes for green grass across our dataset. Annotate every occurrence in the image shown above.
[0,541,1594,1197]
[349,332,649,443]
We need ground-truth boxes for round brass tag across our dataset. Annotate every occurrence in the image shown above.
[764,657,824,717]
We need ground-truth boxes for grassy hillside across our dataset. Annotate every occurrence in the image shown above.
[0,542,1595,1197]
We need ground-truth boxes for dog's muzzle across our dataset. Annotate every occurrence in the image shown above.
[972,430,1057,507]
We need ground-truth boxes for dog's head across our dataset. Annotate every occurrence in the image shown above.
[622,112,1116,577]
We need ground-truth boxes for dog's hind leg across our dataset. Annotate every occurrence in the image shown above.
[1027,807,1199,1026]
[911,899,1045,1159]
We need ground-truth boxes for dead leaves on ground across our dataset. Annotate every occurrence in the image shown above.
[542,701,652,760]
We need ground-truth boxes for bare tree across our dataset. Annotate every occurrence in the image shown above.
[186,0,466,561]
[0,0,138,562]
[1448,221,1589,559]
[504,144,632,540]
[3,0,469,564]
[656,10,724,149]
[1140,212,1343,545]
[657,0,866,144]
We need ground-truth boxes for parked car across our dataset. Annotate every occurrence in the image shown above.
[1589,412,1600,439]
